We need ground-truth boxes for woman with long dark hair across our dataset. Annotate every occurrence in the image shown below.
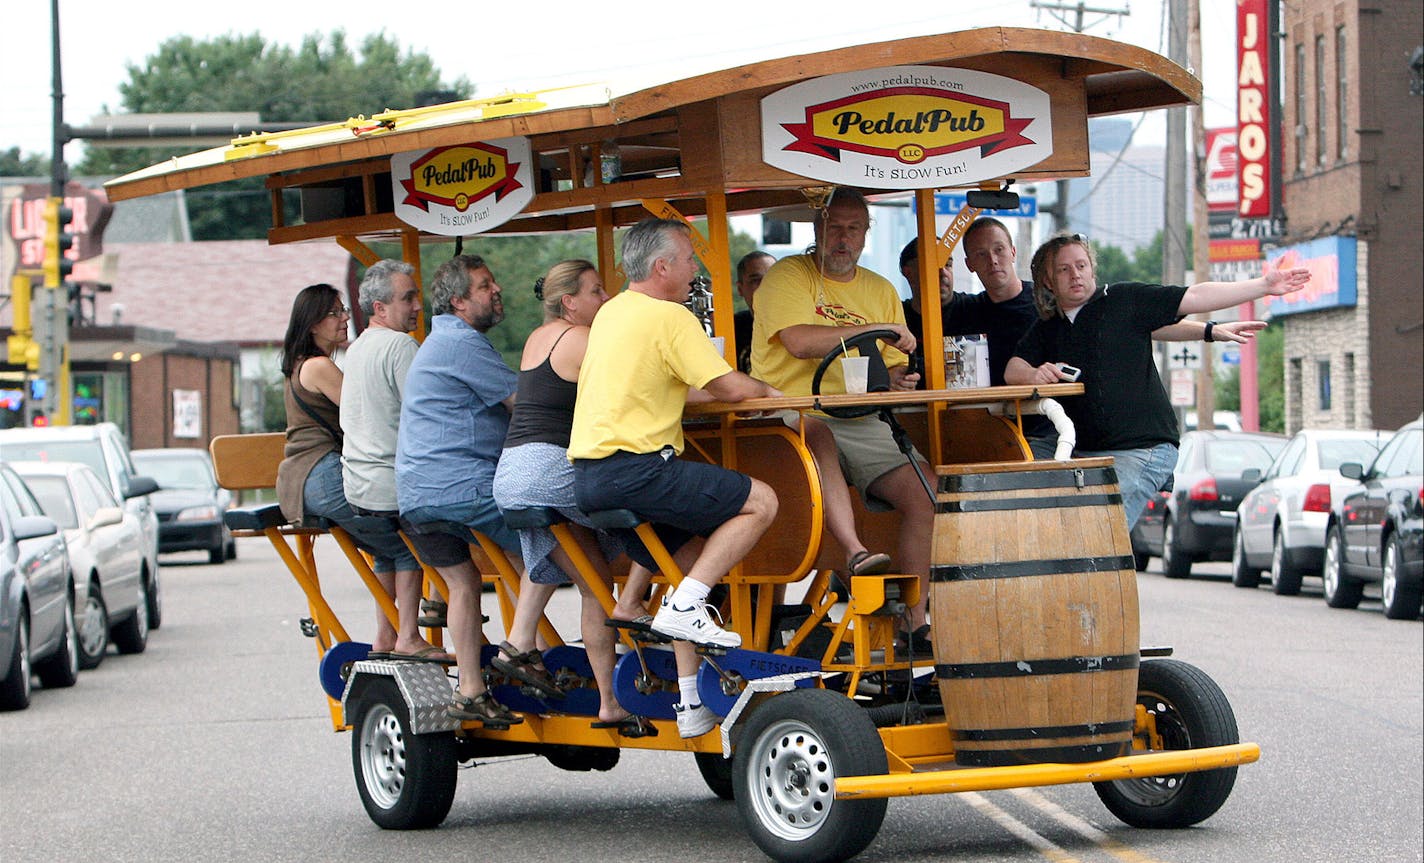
[275,283,438,661]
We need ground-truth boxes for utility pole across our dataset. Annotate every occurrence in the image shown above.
[1188,0,1215,426]
[1162,0,1190,426]
[1031,0,1131,232]
[33,0,71,425]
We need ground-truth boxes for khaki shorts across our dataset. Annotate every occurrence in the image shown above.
[779,410,927,511]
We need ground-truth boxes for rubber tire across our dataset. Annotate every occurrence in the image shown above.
[145,566,163,630]
[1322,525,1363,609]
[35,590,80,689]
[351,678,457,829]
[208,544,225,565]
[110,576,149,655]
[734,688,888,863]
[1162,518,1192,579]
[1230,526,1264,589]
[1270,529,1303,595]
[77,580,109,670]
[1133,550,1151,572]
[225,534,238,561]
[695,751,736,800]
[1094,659,1239,828]
[0,610,31,711]
[1381,536,1421,621]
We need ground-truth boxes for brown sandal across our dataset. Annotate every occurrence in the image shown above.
[491,642,564,699]
[448,690,522,727]
[848,550,893,576]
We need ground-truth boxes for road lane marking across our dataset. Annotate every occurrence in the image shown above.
[960,791,1084,863]
[1011,787,1168,863]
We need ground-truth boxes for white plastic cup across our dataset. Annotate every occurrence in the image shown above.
[841,355,870,393]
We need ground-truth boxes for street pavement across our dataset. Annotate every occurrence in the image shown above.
[1,537,1419,863]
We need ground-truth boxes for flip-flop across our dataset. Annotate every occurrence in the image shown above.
[591,714,658,738]
[389,646,456,665]
[365,651,394,661]
[848,550,893,576]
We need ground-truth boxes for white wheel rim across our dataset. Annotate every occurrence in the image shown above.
[1382,545,1397,609]
[746,718,837,841]
[79,595,106,657]
[1324,536,1340,595]
[360,704,406,809]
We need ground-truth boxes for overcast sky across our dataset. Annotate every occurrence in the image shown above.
[2,0,1241,163]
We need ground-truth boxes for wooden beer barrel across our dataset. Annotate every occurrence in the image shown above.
[931,458,1139,766]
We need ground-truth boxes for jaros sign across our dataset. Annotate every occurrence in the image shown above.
[391,137,533,236]
[761,66,1052,189]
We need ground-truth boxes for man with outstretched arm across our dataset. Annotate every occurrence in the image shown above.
[1005,232,1308,528]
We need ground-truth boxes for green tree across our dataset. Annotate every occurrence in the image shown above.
[1090,241,1137,286]
[0,148,50,177]
[1213,325,1283,432]
[77,31,470,240]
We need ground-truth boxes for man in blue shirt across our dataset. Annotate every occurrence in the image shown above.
[395,254,533,728]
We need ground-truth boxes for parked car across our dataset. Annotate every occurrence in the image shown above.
[132,448,236,564]
[0,462,79,710]
[1131,430,1286,578]
[1183,410,1243,432]
[1322,416,1424,620]
[12,461,149,667]
[1232,428,1388,594]
[0,424,162,628]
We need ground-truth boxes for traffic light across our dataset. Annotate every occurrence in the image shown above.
[41,196,75,288]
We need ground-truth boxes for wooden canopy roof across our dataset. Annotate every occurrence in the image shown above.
[103,27,1199,245]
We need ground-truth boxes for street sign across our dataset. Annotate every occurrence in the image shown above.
[1169,368,1196,406]
[1168,345,1203,371]
[932,192,1037,217]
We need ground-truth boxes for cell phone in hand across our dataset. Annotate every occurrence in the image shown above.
[1056,363,1082,382]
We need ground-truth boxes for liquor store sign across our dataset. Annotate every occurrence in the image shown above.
[391,137,534,236]
[761,65,1052,190]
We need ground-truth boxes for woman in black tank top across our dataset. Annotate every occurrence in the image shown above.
[492,260,649,726]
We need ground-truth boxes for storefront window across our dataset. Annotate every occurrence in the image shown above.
[69,371,130,432]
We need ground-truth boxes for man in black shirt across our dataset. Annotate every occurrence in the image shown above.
[1006,232,1308,527]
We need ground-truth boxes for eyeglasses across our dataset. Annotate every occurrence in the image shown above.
[326,306,350,318]
[1045,232,1089,246]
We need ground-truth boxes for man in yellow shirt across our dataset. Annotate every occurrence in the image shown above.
[751,187,935,652]
[569,217,781,738]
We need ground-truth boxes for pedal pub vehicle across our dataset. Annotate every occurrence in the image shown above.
[105,27,1260,863]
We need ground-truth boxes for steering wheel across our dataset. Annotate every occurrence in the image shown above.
[810,328,897,418]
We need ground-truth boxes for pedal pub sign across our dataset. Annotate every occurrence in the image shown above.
[761,65,1053,190]
[391,137,534,236]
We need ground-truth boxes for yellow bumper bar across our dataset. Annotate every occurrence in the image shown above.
[836,743,1261,799]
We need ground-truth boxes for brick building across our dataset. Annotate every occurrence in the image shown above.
[1271,0,1422,432]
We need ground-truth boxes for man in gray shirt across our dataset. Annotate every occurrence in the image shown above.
[340,260,442,661]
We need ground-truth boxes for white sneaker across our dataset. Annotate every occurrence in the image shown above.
[675,702,718,738]
[651,600,742,648]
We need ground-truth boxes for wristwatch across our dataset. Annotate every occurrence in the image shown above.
[1203,321,1217,343]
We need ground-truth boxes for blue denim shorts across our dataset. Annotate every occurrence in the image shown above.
[303,452,419,573]
[400,498,521,568]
